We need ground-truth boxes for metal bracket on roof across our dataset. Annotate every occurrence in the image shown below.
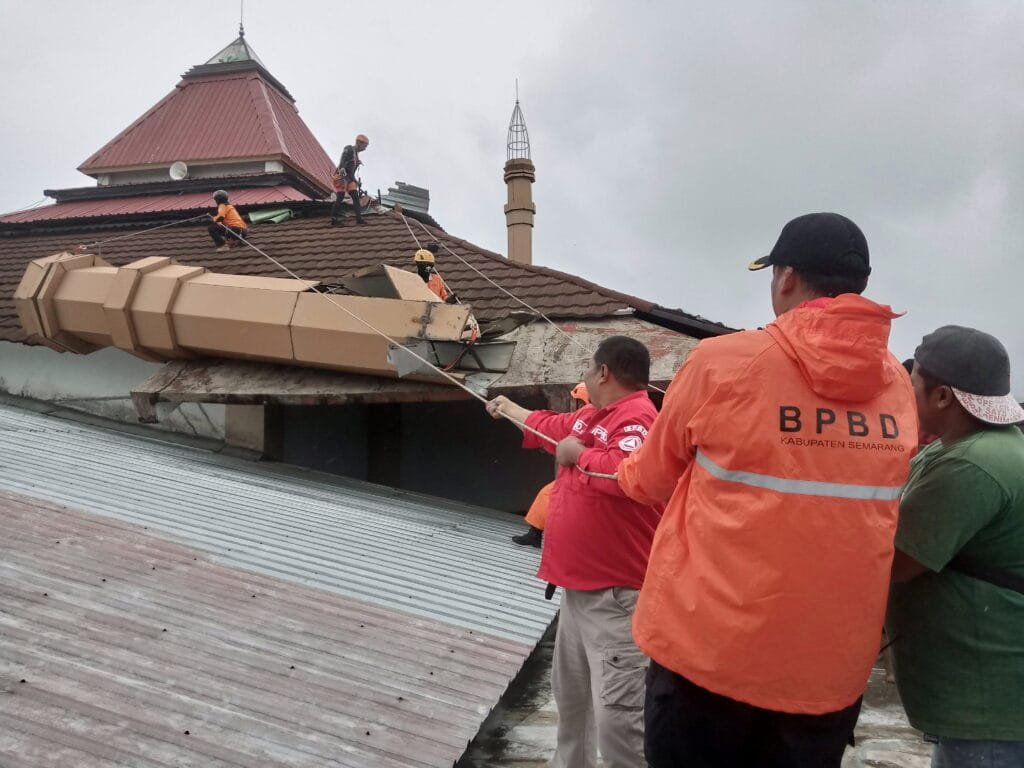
[388,341,438,378]
[464,372,504,399]
[415,302,436,339]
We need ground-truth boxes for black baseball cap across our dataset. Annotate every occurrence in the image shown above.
[748,212,871,277]
[914,325,1024,425]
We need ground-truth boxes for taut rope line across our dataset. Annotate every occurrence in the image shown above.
[400,213,668,396]
[211,220,617,479]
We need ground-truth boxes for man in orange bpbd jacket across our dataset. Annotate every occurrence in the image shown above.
[618,213,918,768]
[487,337,664,768]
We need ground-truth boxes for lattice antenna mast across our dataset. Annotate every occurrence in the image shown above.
[506,80,531,161]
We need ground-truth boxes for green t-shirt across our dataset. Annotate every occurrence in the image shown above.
[887,426,1024,740]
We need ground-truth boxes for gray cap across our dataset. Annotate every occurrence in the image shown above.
[915,325,1024,425]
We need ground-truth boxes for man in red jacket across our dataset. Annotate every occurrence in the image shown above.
[487,336,663,768]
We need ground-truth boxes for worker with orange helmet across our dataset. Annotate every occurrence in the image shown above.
[330,133,369,226]
[413,242,457,303]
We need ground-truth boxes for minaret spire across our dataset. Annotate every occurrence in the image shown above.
[506,83,531,161]
[504,85,536,264]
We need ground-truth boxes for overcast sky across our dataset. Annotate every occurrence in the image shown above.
[2,1,1022,395]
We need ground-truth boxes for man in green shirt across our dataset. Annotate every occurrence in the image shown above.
[889,325,1024,767]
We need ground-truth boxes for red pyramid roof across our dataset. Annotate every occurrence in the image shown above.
[78,63,335,194]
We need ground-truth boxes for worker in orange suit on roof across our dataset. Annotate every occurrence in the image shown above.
[329,133,369,226]
[414,243,457,304]
[208,190,249,252]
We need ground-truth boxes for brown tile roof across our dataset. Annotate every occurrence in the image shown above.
[0,208,728,344]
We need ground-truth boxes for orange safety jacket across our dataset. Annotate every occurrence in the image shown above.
[618,294,918,714]
[214,203,247,231]
[525,481,553,530]
[426,272,449,302]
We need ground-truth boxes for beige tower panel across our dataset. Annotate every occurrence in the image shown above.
[103,257,173,361]
[16,254,486,387]
[35,254,111,354]
[291,294,470,377]
[131,264,206,357]
[340,264,444,302]
[13,256,59,342]
[51,266,119,347]
[171,273,303,362]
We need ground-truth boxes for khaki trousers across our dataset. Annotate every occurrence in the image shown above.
[549,587,648,768]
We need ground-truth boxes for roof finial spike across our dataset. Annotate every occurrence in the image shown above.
[239,0,245,37]
[506,82,531,161]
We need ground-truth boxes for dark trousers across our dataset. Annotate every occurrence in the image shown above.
[208,224,248,247]
[330,189,363,222]
[645,661,861,768]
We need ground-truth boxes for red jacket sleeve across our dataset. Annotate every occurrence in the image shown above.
[575,414,652,497]
[522,409,583,454]
[618,347,711,504]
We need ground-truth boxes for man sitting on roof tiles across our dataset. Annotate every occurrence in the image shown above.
[208,190,249,252]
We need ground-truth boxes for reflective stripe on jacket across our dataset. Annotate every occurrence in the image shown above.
[524,390,664,590]
[618,294,918,714]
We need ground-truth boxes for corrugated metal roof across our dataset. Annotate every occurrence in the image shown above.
[0,186,311,224]
[0,402,559,766]
[78,70,335,192]
[0,403,555,643]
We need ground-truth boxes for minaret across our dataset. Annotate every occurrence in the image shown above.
[504,93,535,265]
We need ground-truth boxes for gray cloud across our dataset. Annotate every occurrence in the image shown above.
[2,0,1021,394]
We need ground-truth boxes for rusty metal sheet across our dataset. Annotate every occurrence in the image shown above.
[131,358,473,407]
[130,317,694,411]
[0,401,560,767]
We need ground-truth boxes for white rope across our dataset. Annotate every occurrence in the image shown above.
[405,216,667,396]
[84,215,209,250]
[211,222,584,455]
[399,210,422,250]
[397,209,462,304]
[8,197,50,214]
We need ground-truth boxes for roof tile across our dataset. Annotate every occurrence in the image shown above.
[0,210,650,343]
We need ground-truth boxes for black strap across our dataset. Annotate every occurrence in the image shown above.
[947,553,1024,596]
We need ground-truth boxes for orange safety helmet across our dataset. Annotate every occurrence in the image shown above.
[355,133,369,146]
[571,382,589,404]
[413,248,435,264]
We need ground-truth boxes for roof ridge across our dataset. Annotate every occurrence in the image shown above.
[249,76,289,158]
[78,85,180,172]
[403,213,654,313]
